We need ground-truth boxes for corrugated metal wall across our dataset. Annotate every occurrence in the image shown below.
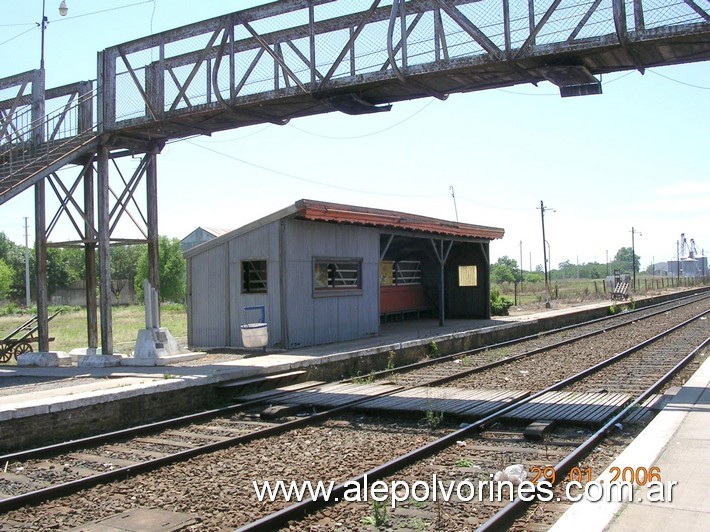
[227,222,282,347]
[282,220,380,349]
[187,222,282,348]
[187,244,229,347]
[187,216,492,350]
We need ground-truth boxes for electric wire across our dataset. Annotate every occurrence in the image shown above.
[48,0,155,23]
[186,140,444,198]
[0,26,36,47]
[150,0,157,35]
[649,68,710,90]
[287,100,435,139]
[187,125,273,144]
[0,1,155,31]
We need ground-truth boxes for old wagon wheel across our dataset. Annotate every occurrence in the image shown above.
[13,342,33,360]
[0,343,11,363]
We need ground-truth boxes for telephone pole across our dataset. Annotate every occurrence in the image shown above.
[631,227,641,291]
[538,201,555,308]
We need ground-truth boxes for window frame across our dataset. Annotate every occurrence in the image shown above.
[241,259,268,294]
[458,264,478,287]
[313,257,363,297]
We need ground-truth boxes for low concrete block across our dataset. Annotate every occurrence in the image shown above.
[68,347,99,363]
[77,354,126,367]
[16,351,72,367]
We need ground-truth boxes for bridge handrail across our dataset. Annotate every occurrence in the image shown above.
[1,87,97,146]
[96,0,710,131]
[0,87,98,175]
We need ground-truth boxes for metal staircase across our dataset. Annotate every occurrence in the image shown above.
[0,92,98,206]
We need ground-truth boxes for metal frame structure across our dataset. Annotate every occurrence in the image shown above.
[1,0,709,354]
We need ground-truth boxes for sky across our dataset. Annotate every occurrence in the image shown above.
[0,0,708,272]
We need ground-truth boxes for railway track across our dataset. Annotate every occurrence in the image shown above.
[368,292,710,388]
[0,293,707,529]
[240,304,710,530]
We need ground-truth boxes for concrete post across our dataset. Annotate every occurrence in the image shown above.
[143,279,153,329]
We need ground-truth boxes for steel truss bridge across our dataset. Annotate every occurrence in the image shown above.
[1,0,709,355]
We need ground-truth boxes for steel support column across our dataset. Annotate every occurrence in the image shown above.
[431,238,453,326]
[480,242,491,320]
[97,145,113,354]
[34,181,49,352]
[84,159,98,349]
[146,150,160,322]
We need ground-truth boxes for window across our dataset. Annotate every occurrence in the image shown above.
[394,260,422,285]
[458,265,478,287]
[314,259,362,292]
[380,260,422,286]
[242,260,267,293]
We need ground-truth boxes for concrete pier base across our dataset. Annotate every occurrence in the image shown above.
[16,351,72,367]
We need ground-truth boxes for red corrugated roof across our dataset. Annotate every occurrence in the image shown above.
[294,199,504,240]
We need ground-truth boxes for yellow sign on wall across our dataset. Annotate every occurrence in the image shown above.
[380,261,394,286]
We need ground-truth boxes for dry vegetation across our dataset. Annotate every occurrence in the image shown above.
[0,304,187,358]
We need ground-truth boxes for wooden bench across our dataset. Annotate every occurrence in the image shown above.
[611,282,629,300]
[380,285,435,322]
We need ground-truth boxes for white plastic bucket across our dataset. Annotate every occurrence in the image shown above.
[241,322,268,348]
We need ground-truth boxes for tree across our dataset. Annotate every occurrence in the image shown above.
[0,232,25,300]
[614,247,640,273]
[491,256,518,284]
[0,259,12,299]
[524,271,544,283]
[110,245,142,303]
[0,232,14,262]
[135,237,186,303]
[46,248,83,295]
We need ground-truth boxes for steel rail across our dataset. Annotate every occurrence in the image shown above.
[238,306,710,531]
[0,376,330,464]
[0,288,702,463]
[1,294,707,515]
[8,291,703,464]
[357,290,710,386]
[0,381,406,513]
[478,324,710,530]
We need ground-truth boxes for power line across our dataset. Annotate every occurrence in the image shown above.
[0,26,36,47]
[3,1,155,28]
[186,140,444,198]
[649,68,710,90]
[187,125,272,144]
[287,99,435,139]
[0,1,156,50]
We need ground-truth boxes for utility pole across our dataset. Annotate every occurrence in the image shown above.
[519,240,523,296]
[538,200,554,308]
[631,227,641,291]
[24,217,30,307]
[449,186,459,222]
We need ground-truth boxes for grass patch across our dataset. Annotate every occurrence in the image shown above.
[0,304,187,358]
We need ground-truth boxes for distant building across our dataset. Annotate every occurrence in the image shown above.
[651,262,670,276]
[184,199,505,350]
[667,256,708,278]
[180,227,231,253]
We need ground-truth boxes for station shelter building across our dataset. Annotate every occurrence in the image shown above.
[184,199,505,350]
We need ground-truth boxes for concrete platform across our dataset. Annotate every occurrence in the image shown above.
[550,352,710,532]
[0,291,703,455]
[0,292,708,529]
[0,300,617,430]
